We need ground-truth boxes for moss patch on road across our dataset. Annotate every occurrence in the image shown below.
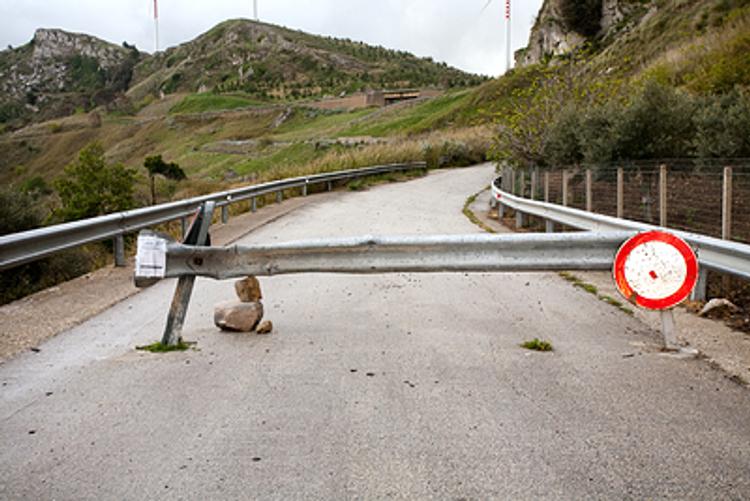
[463,188,496,234]
[559,272,634,316]
[136,340,195,353]
[521,338,554,352]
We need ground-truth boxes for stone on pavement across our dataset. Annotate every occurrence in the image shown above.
[256,320,273,335]
[235,276,263,302]
[214,301,263,332]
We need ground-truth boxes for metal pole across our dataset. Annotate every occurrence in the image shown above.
[545,220,555,233]
[505,0,512,73]
[510,170,516,196]
[253,0,258,20]
[562,170,569,207]
[114,235,126,267]
[515,210,526,229]
[530,169,538,201]
[660,309,679,350]
[617,167,624,219]
[585,169,593,212]
[327,181,332,192]
[659,164,668,227]
[251,197,257,213]
[544,172,549,203]
[221,206,228,224]
[519,170,525,198]
[276,191,283,204]
[690,268,708,302]
[303,182,308,197]
[161,202,215,347]
[181,217,188,239]
[722,166,733,240]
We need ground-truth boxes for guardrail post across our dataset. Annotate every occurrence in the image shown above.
[221,205,229,224]
[303,181,308,197]
[544,171,550,202]
[585,169,593,212]
[251,197,257,213]
[276,191,283,204]
[659,164,668,227]
[161,202,215,347]
[519,170,525,198]
[181,217,188,238]
[722,166,733,241]
[690,268,708,302]
[510,170,517,195]
[617,168,624,219]
[498,202,505,220]
[114,235,126,267]
[530,170,537,200]
[515,210,526,229]
[562,170,569,207]
[327,181,333,192]
[545,220,555,233]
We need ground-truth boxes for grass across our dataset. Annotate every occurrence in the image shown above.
[341,91,474,137]
[463,188,497,234]
[559,271,634,316]
[136,340,195,353]
[169,93,266,114]
[521,338,554,352]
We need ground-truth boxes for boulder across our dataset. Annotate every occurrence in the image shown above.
[235,276,262,302]
[214,301,263,332]
[256,320,273,335]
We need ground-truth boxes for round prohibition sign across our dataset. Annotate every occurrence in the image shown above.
[613,231,698,310]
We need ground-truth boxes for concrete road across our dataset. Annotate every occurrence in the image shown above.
[1,165,749,500]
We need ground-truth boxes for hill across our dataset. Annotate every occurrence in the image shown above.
[129,19,483,104]
[0,29,142,128]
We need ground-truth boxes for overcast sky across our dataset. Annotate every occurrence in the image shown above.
[0,0,544,77]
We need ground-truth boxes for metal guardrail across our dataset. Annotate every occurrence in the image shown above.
[491,178,750,282]
[0,162,425,271]
[139,230,635,281]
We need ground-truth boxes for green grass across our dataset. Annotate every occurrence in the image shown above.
[136,340,195,352]
[169,93,266,114]
[462,188,496,234]
[521,338,554,352]
[272,107,374,141]
[559,272,634,316]
[342,91,474,137]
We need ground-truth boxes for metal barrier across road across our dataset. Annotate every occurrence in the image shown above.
[490,176,750,300]
[0,162,425,271]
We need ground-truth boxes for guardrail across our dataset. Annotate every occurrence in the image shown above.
[0,162,425,271]
[491,177,750,299]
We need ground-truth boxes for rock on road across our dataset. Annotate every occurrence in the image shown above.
[1,165,749,500]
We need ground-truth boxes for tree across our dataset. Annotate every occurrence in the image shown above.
[54,143,136,222]
[144,155,187,205]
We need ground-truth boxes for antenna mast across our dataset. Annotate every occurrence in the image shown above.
[505,0,511,72]
[254,0,259,21]
[153,0,160,52]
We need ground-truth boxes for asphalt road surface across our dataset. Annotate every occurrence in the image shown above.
[1,165,749,500]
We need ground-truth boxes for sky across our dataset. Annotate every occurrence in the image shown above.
[0,0,544,77]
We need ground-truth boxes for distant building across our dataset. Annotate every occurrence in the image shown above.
[365,89,421,107]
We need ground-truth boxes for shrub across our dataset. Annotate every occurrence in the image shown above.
[693,89,750,158]
[53,143,136,222]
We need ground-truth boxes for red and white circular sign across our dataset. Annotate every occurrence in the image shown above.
[613,231,698,310]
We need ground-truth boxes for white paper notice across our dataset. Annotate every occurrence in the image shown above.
[136,235,167,278]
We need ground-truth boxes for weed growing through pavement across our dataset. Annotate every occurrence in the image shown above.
[558,272,634,316]
[521,338,554,352]
[136,341,196,353]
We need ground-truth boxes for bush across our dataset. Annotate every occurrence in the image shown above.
[54,143,136,222]
[0,189,96,305]
[693,89,750,158]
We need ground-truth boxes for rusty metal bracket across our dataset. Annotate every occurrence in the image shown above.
[161,201,215,346]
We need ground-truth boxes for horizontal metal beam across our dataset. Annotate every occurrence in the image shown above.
[0,162,425,271]
[492,179,750,280]
[137,231,636,282]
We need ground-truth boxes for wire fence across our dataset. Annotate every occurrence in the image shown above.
[509,159,750,245]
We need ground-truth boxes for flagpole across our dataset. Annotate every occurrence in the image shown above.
[154,0,160,52]
[505,0,511,72]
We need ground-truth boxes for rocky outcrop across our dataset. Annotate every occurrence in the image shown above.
[515,0,634,67]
